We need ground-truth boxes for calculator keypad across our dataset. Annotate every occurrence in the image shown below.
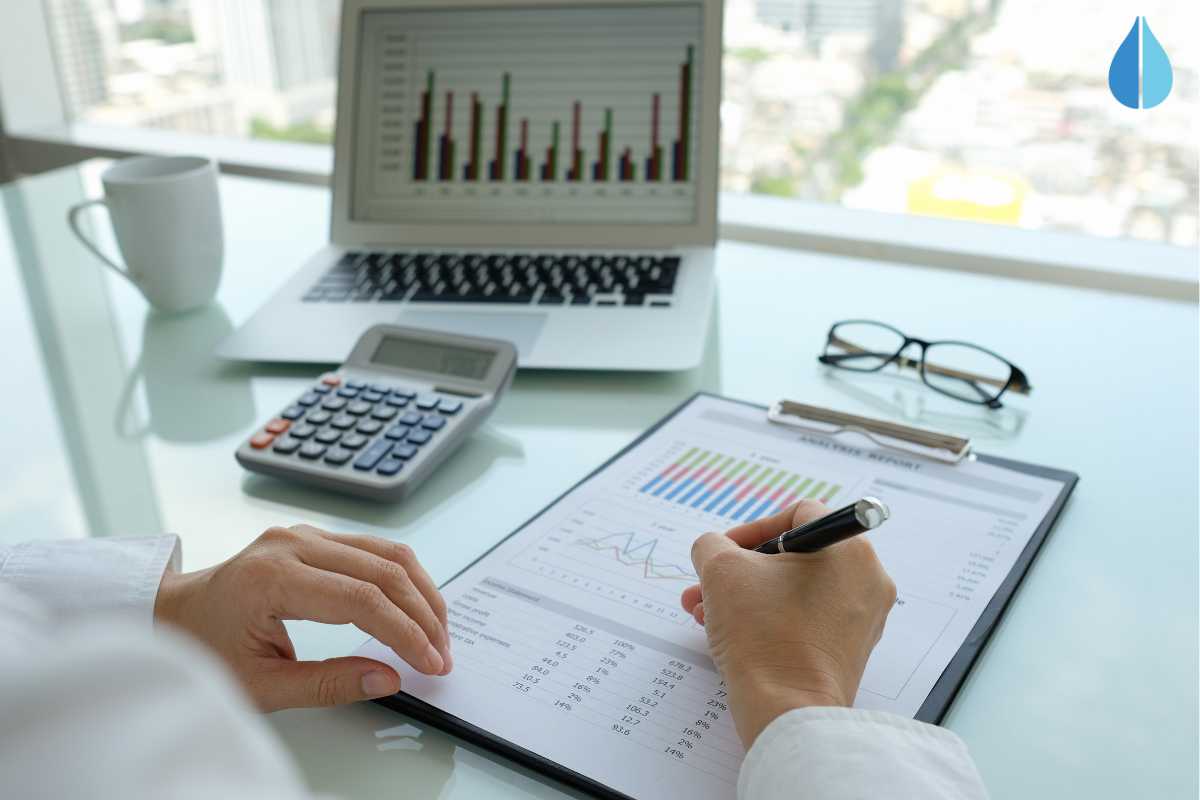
[248,374,466,478]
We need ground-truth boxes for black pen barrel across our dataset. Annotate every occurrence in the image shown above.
[779,504,863,552]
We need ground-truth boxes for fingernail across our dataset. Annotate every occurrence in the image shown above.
[440,650,454,675]
[361,670,396,698]
[424,643,444,674]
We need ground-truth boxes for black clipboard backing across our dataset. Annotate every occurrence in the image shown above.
[375,392,1079,800]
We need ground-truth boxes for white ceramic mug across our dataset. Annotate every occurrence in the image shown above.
[67,155,223,313]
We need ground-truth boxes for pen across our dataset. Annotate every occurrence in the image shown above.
[754,497,890,554]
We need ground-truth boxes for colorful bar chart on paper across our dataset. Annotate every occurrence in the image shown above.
[638,446,843,522]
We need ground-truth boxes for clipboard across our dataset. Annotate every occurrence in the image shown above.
[372,392,1079,800]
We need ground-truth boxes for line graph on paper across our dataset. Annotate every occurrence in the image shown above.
[576,529,697,581]
[509,499,703,624]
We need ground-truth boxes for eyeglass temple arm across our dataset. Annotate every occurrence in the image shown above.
[825,333,1032,395]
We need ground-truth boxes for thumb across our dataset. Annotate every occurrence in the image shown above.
[253,657,401,711]
[690,531,741,576]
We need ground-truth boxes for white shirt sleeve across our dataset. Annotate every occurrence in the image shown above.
[738,706,989,800]
[0,535,180,623]
[0,589,314,800]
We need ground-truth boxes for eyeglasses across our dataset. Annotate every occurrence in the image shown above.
[818,320,1031,409]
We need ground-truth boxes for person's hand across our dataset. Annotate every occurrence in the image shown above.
[682,500,896,748]
[154,524,451,712]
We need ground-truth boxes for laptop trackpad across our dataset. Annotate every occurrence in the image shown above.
[394,309,546,358]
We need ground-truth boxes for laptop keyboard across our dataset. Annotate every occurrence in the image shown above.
[302,252,679,307]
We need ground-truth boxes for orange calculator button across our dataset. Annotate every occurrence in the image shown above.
[265,418,291,434]
[250,432,275,449]
[321,374,342,387]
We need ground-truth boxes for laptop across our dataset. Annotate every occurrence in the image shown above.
[220,0,723,371]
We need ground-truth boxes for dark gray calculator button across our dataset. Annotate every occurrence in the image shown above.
[357,419,383,435]
[415,395,439,410]
[392,387,416,399]
[341,433,368,450]
[391,443,418,460]
[361,390,384,402]
[399,411,422,426]
[353,440,393,470]
[347,400,372,415]
[421,415,446,431]
[315,429,342,444]
[312,384,331,394]
[371,383,394,394]
[324,447,352,466]
[385,394,410,408]
[321,396,347,411]
[438,399,463,414]
[298,392,321,407]
[281,406,305,420]
[290,424,317,439]
[371,406,398,421]
[376,459,404,476]
[336,386,360,398]
[306,410,332,425]
[385,425,411,440]
[331,414,357,430]
[298,442,327,459]
[272,437,301,454]
[346,379,367,389]
[407,429,432,445]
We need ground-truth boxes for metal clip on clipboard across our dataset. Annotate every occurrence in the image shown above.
[767,400,973,464]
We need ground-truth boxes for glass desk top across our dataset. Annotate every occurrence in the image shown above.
[1,161,1195,798]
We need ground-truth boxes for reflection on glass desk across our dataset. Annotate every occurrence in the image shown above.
[818,368,1029,441]
[0,161,1196,800]
[114,303,255,442]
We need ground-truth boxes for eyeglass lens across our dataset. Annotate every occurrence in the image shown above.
[825,321,1014,406]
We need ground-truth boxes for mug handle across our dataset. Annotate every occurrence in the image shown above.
[66,198,139,287]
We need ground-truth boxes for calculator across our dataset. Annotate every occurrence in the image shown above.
[236,325,517,501]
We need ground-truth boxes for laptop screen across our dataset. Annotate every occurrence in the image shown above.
[349,4,703,227]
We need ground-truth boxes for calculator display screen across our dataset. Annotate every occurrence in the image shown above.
[371,337,495,380]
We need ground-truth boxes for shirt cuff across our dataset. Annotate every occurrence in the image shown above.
[738,706,989,800]
[0,536,181,625]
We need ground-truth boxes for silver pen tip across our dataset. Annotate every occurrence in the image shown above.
[854,497,890,529]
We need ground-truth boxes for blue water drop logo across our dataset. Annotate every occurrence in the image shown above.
[1109,17,1173,109]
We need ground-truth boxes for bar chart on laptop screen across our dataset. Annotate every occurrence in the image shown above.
[352,4,703,225]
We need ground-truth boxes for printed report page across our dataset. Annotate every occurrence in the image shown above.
[357,394,1064,799]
